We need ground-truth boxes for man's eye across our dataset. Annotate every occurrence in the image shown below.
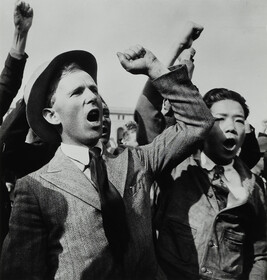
[236,119,245,124]
[215,118,224,122]
[71,87,84,97]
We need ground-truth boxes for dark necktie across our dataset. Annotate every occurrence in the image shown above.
[211,165,229,210]
[89,147,130,264]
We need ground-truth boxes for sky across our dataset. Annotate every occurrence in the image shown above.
[1,0,267,132]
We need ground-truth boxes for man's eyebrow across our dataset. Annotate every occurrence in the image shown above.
[214,113,245,118]
[88,84,98,93]
[234,114,245,119]
[68,85,85,95]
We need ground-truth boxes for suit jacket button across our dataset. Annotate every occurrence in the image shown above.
[201,267,207,273]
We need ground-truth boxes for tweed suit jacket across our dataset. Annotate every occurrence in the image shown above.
[0,65,214,280]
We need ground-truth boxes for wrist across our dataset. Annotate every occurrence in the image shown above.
[147,59,169,80]
[11,30,28,58]
[9,48,25,60]
[14,29,29,38]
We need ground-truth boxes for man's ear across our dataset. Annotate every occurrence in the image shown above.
[42,108,61,125]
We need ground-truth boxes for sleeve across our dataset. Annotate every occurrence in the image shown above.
[0,99,29,147]
[0,177,48,280]
[134,79,166,145]
[0,53,28,251]
[134,62,194,146]
[136,65,214,176]
[0,53,28,124]
[239,127,262,169]
[249,183,267,279]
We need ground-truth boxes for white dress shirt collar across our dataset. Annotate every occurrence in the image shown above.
[200,151,248,207]
[61,141,103,167]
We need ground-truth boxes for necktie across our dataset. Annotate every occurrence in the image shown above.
[89,147,130,265]
[211,165,229,210]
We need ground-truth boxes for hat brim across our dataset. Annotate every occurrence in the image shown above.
[26,50,97,143]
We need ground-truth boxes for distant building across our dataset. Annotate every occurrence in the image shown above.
[109,106,134,147]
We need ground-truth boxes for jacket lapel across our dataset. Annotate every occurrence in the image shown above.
[41,148,101,210]
[187,163,219,212]
[104,148,128,198]
[233,157,255,197]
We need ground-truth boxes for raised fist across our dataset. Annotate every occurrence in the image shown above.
[14,1,33,35]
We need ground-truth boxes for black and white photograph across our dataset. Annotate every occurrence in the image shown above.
[0,0,266,279]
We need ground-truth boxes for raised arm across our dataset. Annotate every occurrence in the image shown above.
[0,0,33,123]
[165,21,203,67]
[0,0,35,177]
[0,1,35,175]
[134,22,203,145]
[118,44,214,174]
[0,0,33,253]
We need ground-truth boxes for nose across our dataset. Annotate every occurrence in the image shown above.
[83,88,98,105]
[224,118,237,134]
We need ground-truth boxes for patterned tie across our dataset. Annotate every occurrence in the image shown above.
[211,165,229,210]
[89,147,130,264]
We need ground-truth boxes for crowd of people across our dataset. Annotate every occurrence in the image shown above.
[0,1,266,280]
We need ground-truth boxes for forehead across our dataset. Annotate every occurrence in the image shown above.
[56,70,96,92]
[210,99,245,117]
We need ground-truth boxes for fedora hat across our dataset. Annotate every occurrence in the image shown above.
[25,50,97,143]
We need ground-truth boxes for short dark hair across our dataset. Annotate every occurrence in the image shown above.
[203,88,249,119]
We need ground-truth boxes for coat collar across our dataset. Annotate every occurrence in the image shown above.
[233,157,255,197]
[184,151,256,211]
[102,146,129,198]
[40,146,129,210]
[193,150,255,195]
[41,147,101,210]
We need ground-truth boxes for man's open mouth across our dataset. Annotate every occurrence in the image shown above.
[87,109,100,122]
[223,138,236,151]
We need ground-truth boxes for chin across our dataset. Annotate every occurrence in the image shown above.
[224,149,238,158]
[84,133,101,146]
